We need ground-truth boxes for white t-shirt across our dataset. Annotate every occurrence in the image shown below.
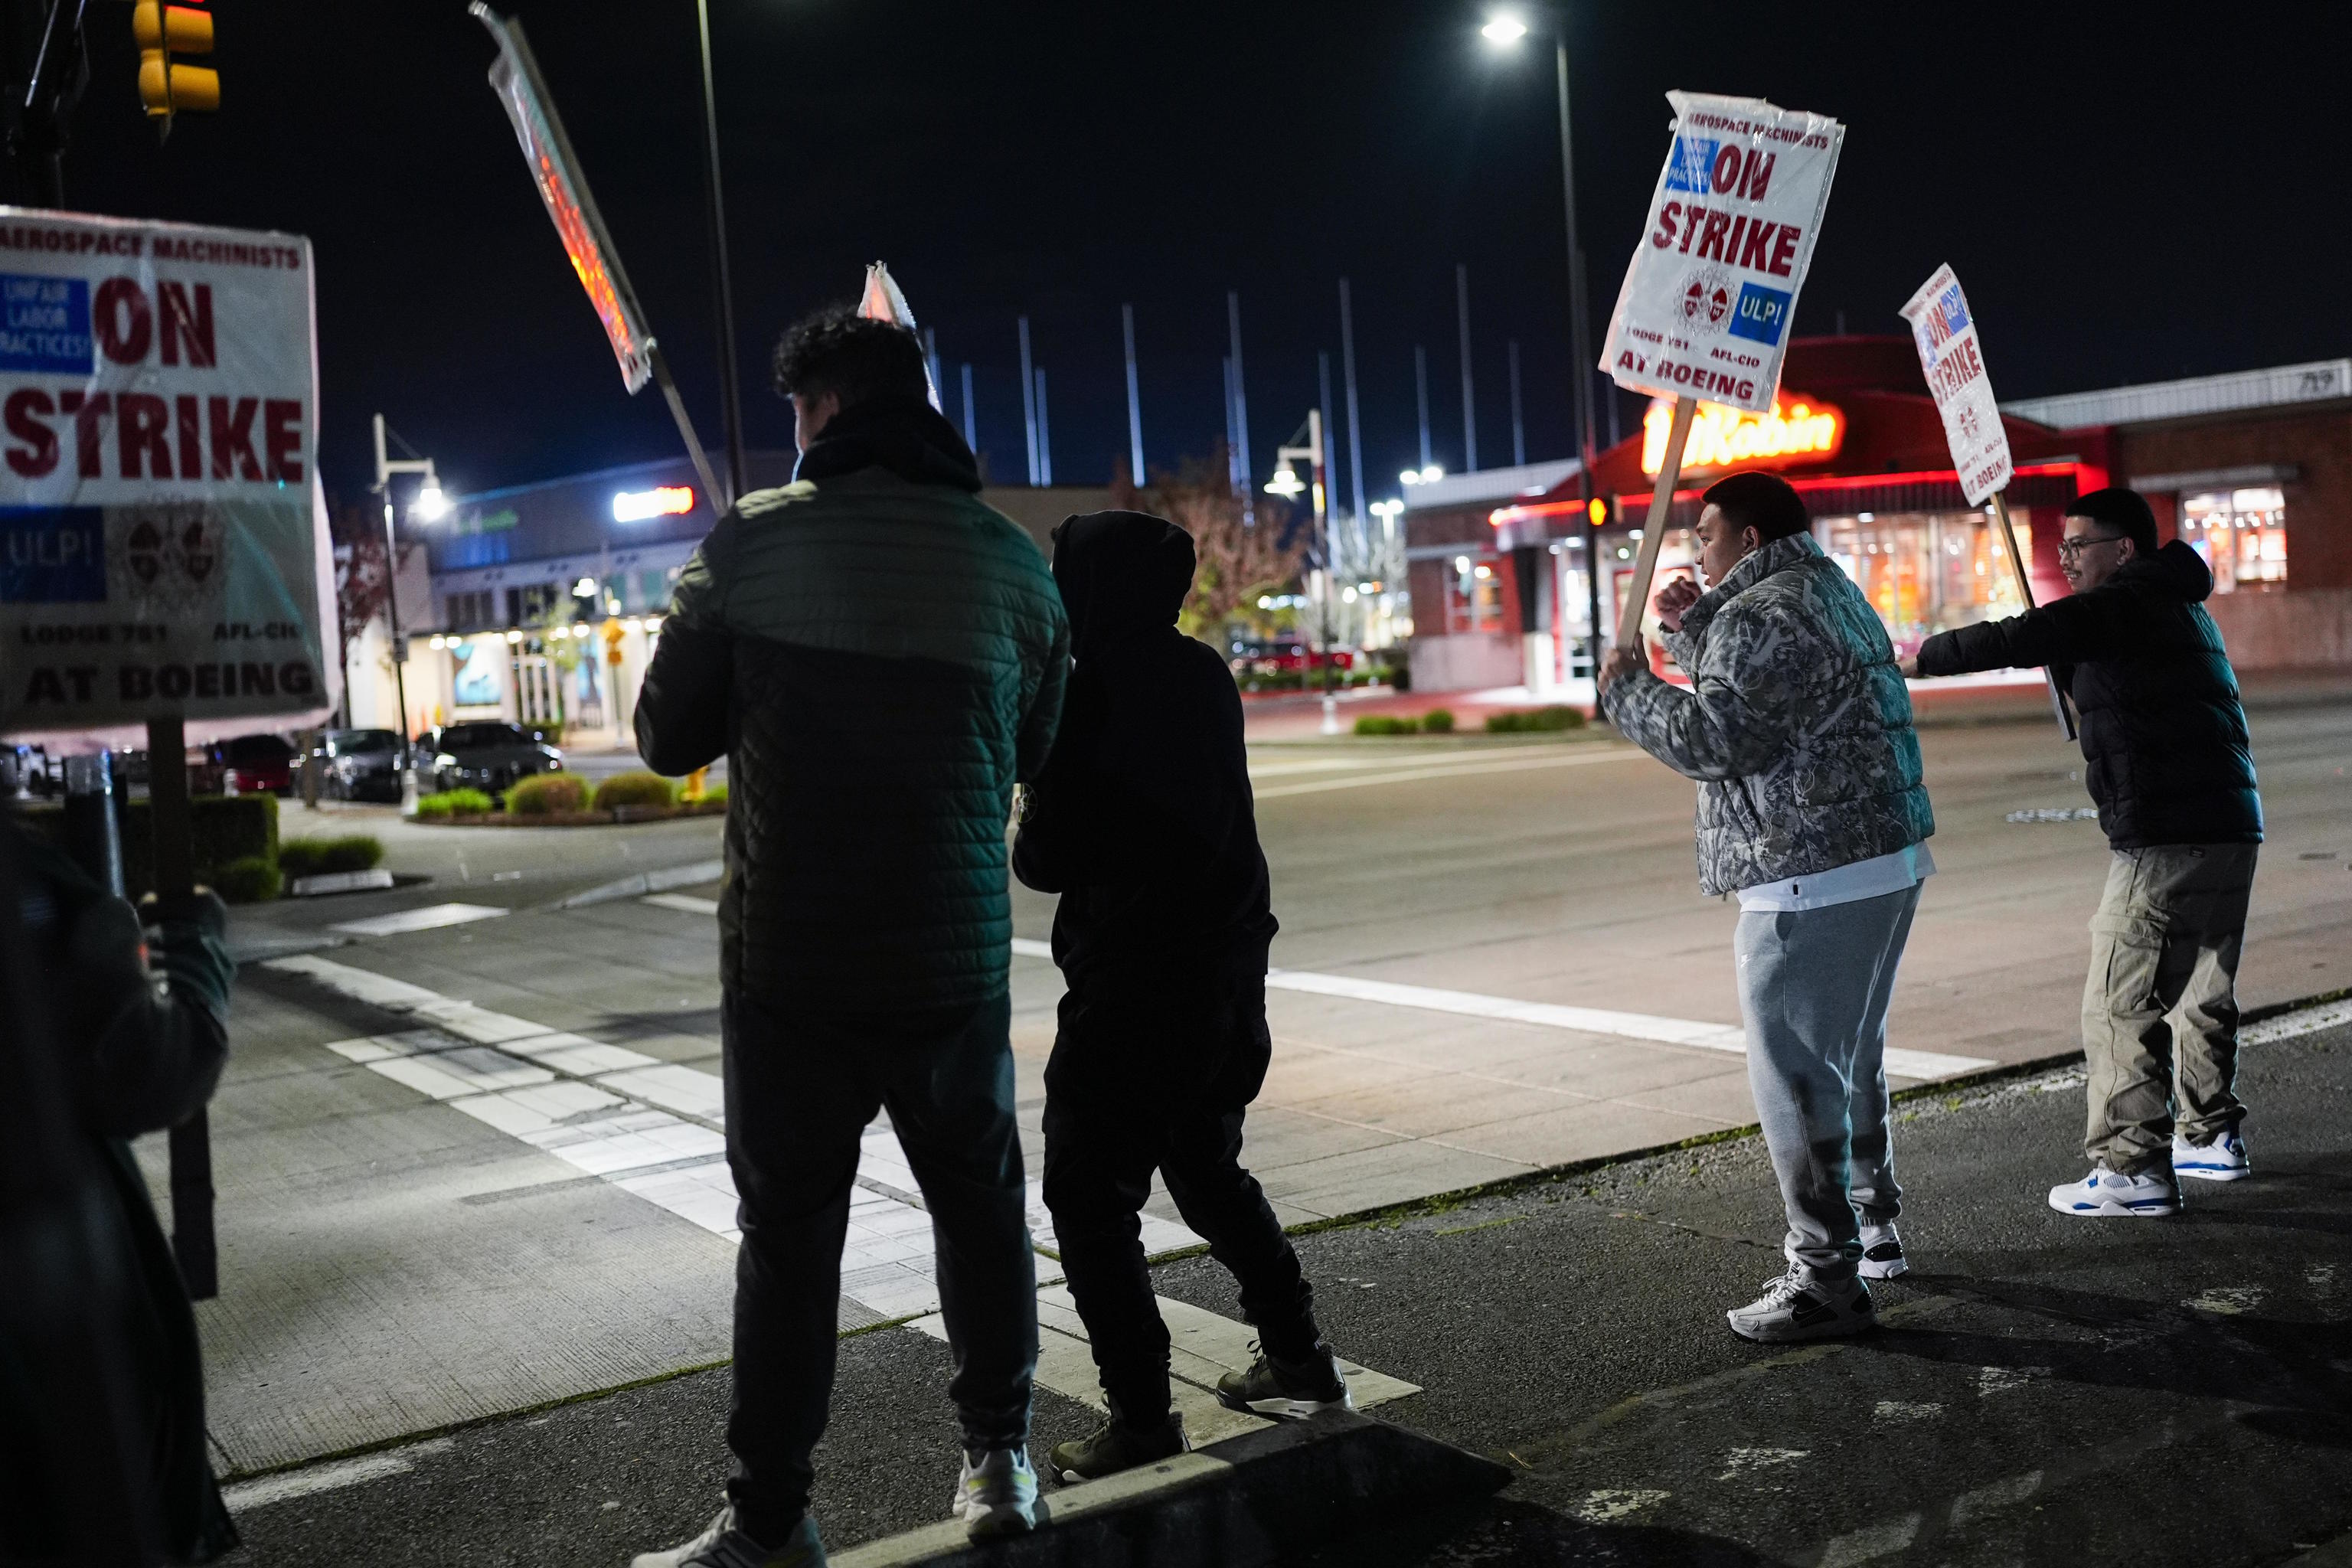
[1736,842,1936,913]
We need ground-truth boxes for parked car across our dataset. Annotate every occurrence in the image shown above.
[298,727,405,802]
[1228,641,1357,678]
[212,733,296,795]
[422,721,564,800]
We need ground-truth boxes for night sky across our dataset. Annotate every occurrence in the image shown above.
[19,1,2347,509]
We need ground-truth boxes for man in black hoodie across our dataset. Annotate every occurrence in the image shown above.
[1013,511,1349,1481]
[1906,488,2262,1217]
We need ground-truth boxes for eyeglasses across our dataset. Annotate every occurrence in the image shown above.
[2057,533,2126,560]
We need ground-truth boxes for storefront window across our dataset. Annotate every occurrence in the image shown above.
[1446,554,1504,635]
[2179,488,2286,592]
[1815,511,2032,656]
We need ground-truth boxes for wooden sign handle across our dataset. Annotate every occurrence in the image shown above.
[1614,394,1697,652]
[1988,489,2076,740]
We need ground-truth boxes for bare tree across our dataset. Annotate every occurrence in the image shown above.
[1116,446,1305,642]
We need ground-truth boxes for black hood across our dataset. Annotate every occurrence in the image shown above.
[2118,538,2215,604]
[792,393,982,492]
[1048,510,1195,655]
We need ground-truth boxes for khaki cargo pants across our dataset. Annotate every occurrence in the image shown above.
[2081,842,2259,1174]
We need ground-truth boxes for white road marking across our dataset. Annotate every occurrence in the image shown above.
[220,1438,454,1511]
[643,892,720,916]
[1871,1400,1944,1423]
[1818,1513,1922,1567]
[329,902,511,938]
[1018,939,1991,1081]
[270,955,1203,1322]
[1252,746,1644,799]
[1714,1446,1808,1481]
[2184,1285,2264,1315]
[911,1284,1418,1455]
[2245,997,2352,1044]
[1949,1469,2042,1528]
[1572,1490,1671,1524]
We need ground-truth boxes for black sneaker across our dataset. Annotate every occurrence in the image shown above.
[1048,1410,1186,1482]
[1215,1342,1354,1419]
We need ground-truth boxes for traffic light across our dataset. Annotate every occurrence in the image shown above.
[132,0,218,126]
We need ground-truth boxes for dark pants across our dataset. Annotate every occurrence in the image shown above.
[1041,974,1318,1425]
[721,988,1036,1540]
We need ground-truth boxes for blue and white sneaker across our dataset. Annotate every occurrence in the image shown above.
[2173,1129,2250,1182]
[2048,1165,2181,1217]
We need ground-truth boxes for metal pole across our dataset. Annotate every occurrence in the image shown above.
[1312,408,1338,735]
[1122,303,1145,485]
[1018,317,1038,485]
[11,0,90,207]
[923,325,942,399]
[1226,291,1253,488]
[1556,38,1596,485]
[371,416,416,798]
[1585,500,1606,678]
[1339,279,1367,528]
[694,0,746,505]
[144,714,216,1300]
[959,363,977,452]
[1509,339,1527,467]
[1414,346,1432,470]
[1318,352,1344,564]
[1034,368,1053,487]
[1456,263,1478,473]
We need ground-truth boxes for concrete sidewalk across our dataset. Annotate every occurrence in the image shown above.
[204,1006,2352,1567]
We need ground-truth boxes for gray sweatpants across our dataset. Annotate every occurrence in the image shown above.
[2082,843,2258,1174]
[1734,883,1922,1283]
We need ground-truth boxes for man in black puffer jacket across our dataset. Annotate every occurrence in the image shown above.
[1909,487,2262,1219]
[1013,512,1348,1484]
[633,307,1067,1565]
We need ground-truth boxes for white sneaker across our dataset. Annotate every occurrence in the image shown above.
[1857,1220,1909,1279]
[2173,1129,2250,1182]
[950,1447,1037,1538]
[1726,1263,1874,1343]
[2047,1165,2180,1217]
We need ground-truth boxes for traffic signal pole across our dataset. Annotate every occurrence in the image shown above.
[9,0,90,206]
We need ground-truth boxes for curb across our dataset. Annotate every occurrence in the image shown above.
[550,858,725,910]
[830,1412,1510,1568]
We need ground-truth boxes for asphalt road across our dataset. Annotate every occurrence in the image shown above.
[208,1011,2352,1567]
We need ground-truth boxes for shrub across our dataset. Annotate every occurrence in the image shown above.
[1485,706,1587,733]
[1353,715,1416,736]
[1420,708,1455,733]
[416,788,494,820]
[699,781,728,808]
[279,835,386,877]
[213,854,282,903]
[592,771,676,811]
[504,773,589,815]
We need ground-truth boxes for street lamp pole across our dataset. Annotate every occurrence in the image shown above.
[1269,416,1335,734]
[373,413,441,812]
[695,0,746,506]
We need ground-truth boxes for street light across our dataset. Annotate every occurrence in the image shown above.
[1266,461,1305,498]
[1400,464,1444,486]
[1481,5,1606,665]
[1273,412,1341,734]
[371,413,436,812]
[411,480,449,522]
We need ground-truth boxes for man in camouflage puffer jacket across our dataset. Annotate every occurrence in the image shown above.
[633,307,1067,1564]
[1599,472,1935,1347]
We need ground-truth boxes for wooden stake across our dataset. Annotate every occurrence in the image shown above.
[1988,489,2076,740]
[1614,394,1696,651]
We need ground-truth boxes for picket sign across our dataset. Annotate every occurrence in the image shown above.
[1899,264,2074,737]
[1600,91,1844,648]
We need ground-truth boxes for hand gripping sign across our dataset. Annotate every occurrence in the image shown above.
[0,208,336,748]
[1901,263,2073,737]
[1600,92,1844,648]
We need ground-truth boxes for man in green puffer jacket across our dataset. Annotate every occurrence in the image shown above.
[632,308,1067,1567]
[1600,471,1935,1348]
